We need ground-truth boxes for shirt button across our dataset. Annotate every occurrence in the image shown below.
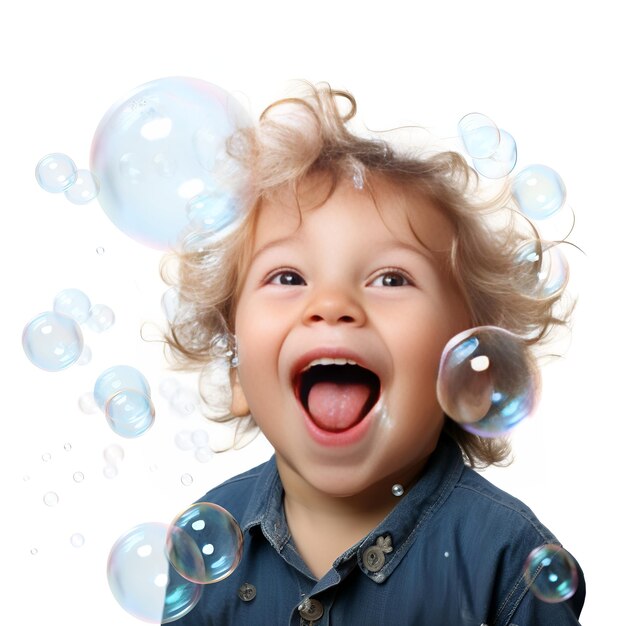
[363,545,385,572]
[298,597,324,621]
[237,583,256,602]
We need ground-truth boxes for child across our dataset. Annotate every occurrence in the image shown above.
[162,84,585,625]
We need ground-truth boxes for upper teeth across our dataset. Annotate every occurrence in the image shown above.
[303,357,357,371]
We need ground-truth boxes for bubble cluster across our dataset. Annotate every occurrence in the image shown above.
[174,429,213,463]
[90,76,252,249]
[22,311,84,371]
[24,289,115,371]
[512,164,566,220]
[523,544,578,603]
[437,326,539,437]
[35,153,99,202]
[458,113,517,178]
[94,366,154,438]
[167,502,243,584]
[107,522,202,623]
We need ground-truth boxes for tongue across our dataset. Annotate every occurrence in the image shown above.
[307,381,371,431]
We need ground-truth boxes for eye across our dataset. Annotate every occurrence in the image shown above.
[370,271,412,287]
[267,270,306,286]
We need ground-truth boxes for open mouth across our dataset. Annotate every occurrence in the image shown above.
[296,363,381,432]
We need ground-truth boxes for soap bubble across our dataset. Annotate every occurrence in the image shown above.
[94,365,151,411]
[64,169,100,204]
[437,326,539,437]
[159,377,181,400]
[43,491,59,506]
[167,502,243,584]
[35,153,77,192]
[103,443,125,465]
[77,345,92,366]
[194,447,213,463]
[191,429,209,448]
[472,129,517,179]
[22,311,84,371]
[523,544,578,603]
[53,288,92,324]
[103,464,118,479]
[458,113,500,159]
[78,392,98,414]
[73,471,85,483]
[180,473,194,487]
[107,522,202,623]
[70,533,85,548]
[512,164,566,220]
[86,303,115,332]
[105,389,155,438]
[174,430,195,451]
[171,388,199,416]
[514,240,569,298]
[90,76,252,250]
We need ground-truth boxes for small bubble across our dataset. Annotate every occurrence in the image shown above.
[64,442,72,452]
[78,392,98,414]
[103,464,118,479]
[523,544,578,603]
[96,247,105,255]
[64,169,100,204]
[43,491,59,506]
[194,447,213,463]
[458,112,501,159]
[35,153,77,192]
[77,345,92,366]
[175,430,195,451]
[30,548,38,556]
[70,533,85,548]
[73,471,85,483]
[159,376,180,400]
[444,551,450,558]
[149,463,159,473]
[23,474,31,482]
[86,303,115,332]
[42,453,52,462]
[103,444,125,465]
[181,473,194,486]
[53,288,92,324]
[23,311,84,371]
[191,429,209,448]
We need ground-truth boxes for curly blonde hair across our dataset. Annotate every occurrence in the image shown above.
[161,82,572,468]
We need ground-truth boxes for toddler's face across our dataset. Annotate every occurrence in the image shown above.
[234,178,470,497]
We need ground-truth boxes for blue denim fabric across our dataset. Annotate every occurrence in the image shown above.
[167,434,585,625]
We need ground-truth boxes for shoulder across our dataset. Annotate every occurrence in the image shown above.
[192,457,275,521]
[450,465,558,543]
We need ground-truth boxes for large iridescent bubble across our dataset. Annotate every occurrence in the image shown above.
[22,311,84,371]
[523,544,578,603]
[436,326,539,437]
[90,77,252,249]
[167,502,243,584]
[107,522,202,623]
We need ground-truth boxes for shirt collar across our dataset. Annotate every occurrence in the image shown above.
[238,433,465,583]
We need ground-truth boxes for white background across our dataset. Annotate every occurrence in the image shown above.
[2,1,623,623]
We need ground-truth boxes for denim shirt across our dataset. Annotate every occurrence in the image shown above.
[168,435,585,625]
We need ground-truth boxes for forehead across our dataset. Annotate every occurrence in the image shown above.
[251,175,457,255]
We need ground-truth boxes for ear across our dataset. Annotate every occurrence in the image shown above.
[229,369,250,416]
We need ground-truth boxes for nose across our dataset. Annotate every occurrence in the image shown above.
[302,285,366,326]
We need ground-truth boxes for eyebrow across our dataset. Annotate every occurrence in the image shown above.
[250,235,434,265]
